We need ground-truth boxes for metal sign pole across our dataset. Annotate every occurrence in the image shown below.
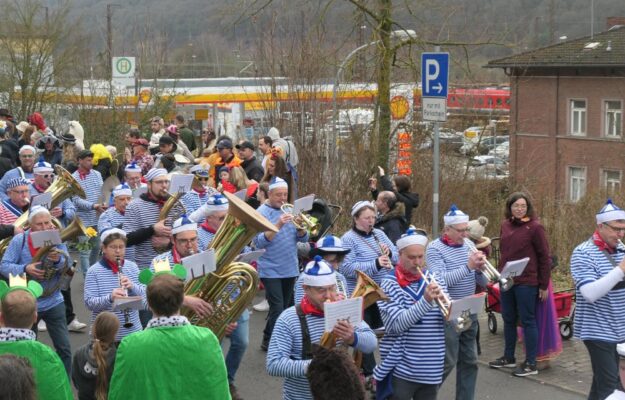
[432,45,441,237]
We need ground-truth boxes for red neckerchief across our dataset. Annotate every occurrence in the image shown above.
[171,247,182,264]
[200,221,217,234]
[116,207,125,216]
[395,263,422,288]
[26,233,39,257]
[104,257,123,274]
[77,168,90,180]
[593,230,616,254]
[33,183,46,193]
[194,187,207,195]
[441,234,463,248]
[147,192,167,207]
[300,295,324,317]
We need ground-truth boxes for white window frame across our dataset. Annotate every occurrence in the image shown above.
[604,100,622,138]
[569,166,587,203]
[569,99,587,136]
[602,169,622,195]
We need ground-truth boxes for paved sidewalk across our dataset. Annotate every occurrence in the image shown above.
[477,312,591,396]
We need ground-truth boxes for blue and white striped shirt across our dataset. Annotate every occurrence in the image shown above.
[122,196,162,269]
[0,168,34,201]
[571,239,625,342]
[181,188,217,222]
[29,184,76,227]
[293,271,349,304]
[374,270,445,385]
[253,204,308,279]
[198,226,215,252]
[426,238,485,301]
[340,228,398,294]
[97,207,125,234]
[0,232,68,312]
[84,259,146,341]
[267,305,377,400]
[71,169,103,227]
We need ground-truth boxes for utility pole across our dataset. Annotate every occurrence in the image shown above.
[107,4,121,80]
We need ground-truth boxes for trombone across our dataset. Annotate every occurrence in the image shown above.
[464,239,513,291]
[416,265,472,333]
[280,203,320,237]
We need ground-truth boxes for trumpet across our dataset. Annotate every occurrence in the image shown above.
[116,256,133,329]
[417,265,472,333]
[280,203,320,236]
[464,239,513,291]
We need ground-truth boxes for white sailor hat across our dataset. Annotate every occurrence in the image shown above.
[397,227,429,251]
[302,255,336,287]
[7,177,30,189]
[206,194,229,213]
[124,161,142,173]
[596,199,625,224]
[444,204,469,226]
[145,168,168,182]
[33,157,53,174]
[268,177,288,191]
[112,183,132,198]
[351,200,374,217]
[172,214,197,235]
[617,343,625,358]
[315,235,350,255]
[101,228,126,243]
[189,164,209,177]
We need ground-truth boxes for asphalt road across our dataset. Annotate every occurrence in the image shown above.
[40,273,586,400]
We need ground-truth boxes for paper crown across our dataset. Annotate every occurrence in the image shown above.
[145,168,168,182]
[351,200,374,217]
[189,164,209,177]
[596,198,625,224]
[171,214,197,235]
[139,258,186,285]
[444,204,469,226]
[302,255,336,287]
[7,177,30,189]
[0,273,43,300]
[124,161,141,173]
[397,227,429,251]
[33,157,53,174]
[268,177,288,191]
[112,183,132,198]
[315,235,350,254]
[101,228,126,243]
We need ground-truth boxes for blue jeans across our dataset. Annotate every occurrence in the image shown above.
[501,284,538,365]
[35,302,72,375]
[261,277,296,343]
[442,314,478,400]
[78,233,100,277]
[225,309,249,384]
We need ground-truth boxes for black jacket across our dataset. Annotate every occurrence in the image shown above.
[372,175,419,224]
[241,156,264,182]
[374,203,408,245]
[71,341,117,400]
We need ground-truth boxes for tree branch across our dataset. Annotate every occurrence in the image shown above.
[346,0,381,23]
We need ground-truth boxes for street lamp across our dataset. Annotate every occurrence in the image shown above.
[329,30,417,169]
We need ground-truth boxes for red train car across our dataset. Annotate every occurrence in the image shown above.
[414,87,511,113]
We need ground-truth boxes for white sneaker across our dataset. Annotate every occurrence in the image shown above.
[253,299,269,312]
[37,320,47,332]
[68,318,87,332]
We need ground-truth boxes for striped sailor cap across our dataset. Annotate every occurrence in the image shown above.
[302,255,336,287]
[33,156,53,174]
[596,198,625,224]
[7,177,30,189]
[145,168,168,182]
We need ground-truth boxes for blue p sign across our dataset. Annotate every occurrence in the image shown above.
[421,53,449,98]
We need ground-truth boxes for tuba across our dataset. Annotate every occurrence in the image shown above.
[153,189,187,252]
[182,191,277,340]
[0,165,86,258]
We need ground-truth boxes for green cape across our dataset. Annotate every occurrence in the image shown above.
[108,323,230,400]
[0,339,73,400]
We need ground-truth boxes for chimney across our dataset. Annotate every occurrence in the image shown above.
[607,17,625,30]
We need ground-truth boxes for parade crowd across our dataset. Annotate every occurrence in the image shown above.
[0,109,623,400]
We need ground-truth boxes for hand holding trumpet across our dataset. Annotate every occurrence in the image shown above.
[467,250,486,271]
[424,281,445,304]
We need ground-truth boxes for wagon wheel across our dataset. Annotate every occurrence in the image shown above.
[559,321,573,340]
[488,312,497,334]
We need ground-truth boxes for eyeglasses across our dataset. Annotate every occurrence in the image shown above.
[38,174,55,179]
[151,180,170,185]
[106,245,125,251]
[175,238,197,245]
[449,226,471,233]
[604,223,625,234]
[19,154,34,159]
[11,189,30,195]
[196,177,210,181]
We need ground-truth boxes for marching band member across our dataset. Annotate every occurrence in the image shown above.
[0,275,73,400]
[0,206,72,373]
[108,272,230,400]
[122,168,173,269]
[193,194,229,250]
[267,257,377,400]
[0,145,36,201]
[426,204,486,400]
[122,161,146,194]
[340,200,398,381]
[0,177,31,225]
[84,228,145,341]
[253,177,309,351]
[571,199,625,400]
[294,235,350,304]
[71,150,105,276]
[605,343,625,399]
[29,159,76,226]
[374,229,446,400]
[98,184,132,233]
[181,164,218,220]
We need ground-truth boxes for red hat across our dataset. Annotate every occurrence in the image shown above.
[27,112,46,131]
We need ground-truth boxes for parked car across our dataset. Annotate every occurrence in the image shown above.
[488,141,510,160]
[418,128,465,152]
[460,136,509,155]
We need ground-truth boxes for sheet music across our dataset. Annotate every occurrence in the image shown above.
[233,189,247,201]
[323,297,363,332]
[169,174,194,194]
[234,250,266,264]
[293,194,315,214]
[30,230,62,247]
[112,296,143,311]
[132,187,147,199]
[448,293,486,321]
[31,192,52,209]
[182,249,216,283]
[500,257,530,279]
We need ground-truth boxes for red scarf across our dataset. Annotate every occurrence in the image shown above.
[33,183,46,193]
[300,295,324,317]
[104,257,123,274]
[77,168,90,180]
[593,230,616,254]
[200,221,217,234]
[147,192,167,207]
[395,263,422,288]
[171,247,182,264]
[441,234,463,248]
[26,233,39,257]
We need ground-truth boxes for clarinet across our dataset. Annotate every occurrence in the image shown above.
[370,224,391,269]
[116,256,133,329]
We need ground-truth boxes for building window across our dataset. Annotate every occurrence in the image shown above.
[603,169,622,195]
[570,100,586,136]
[605,100,622,137]
[569,166,586,202]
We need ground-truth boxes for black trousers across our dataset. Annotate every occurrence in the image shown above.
[584,340,621,400]
[61,288,75,324]
[362,303,383,376]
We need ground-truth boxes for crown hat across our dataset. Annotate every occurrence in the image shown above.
[302,255,336,287]
[139,258,187,285]
[596,198,625,224]
[0,273,44,300]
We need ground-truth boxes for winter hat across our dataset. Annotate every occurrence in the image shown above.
[596,199,625,224]
[267,127,280,141]
[467,216,489,241]
[302,255,336,287]
[443,204,469,226]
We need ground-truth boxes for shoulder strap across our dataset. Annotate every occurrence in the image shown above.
[588,239,625,291]
[294,304,313,360]
[17,167,24,179]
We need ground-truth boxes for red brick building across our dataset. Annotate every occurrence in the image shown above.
[486,24,625,202]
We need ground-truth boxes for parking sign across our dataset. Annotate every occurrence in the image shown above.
[421,52,449,122]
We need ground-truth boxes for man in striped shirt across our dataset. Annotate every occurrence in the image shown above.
[71,150,105,276]
[426,205,485,400]
[181,165,218,222]
[375,229,446,400]
[29,159,76,226]
[0,177,31,225]
[571,199,625,400]
[0,145,36,201]
[267,257,377,400]
[190,194,229,250]
[123,161,146,196]
[98,184,132,234]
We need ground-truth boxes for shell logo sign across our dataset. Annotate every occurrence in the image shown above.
[390,95,410,120]
[139,89,152,104]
